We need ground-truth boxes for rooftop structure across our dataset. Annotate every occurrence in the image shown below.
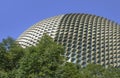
[17,13,120,67]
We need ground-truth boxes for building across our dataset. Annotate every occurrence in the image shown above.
[17,13,120,67]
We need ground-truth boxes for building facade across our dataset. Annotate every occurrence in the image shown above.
[17,13,120,67]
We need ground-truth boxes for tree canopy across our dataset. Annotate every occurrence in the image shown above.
[0,35,120,78]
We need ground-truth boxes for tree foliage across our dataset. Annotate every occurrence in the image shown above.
[0,35,120,78]
[15,35,65,78]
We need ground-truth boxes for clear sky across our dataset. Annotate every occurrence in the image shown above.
[0,0,120,42]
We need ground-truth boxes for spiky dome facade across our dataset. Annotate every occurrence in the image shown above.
[17,13,120,67]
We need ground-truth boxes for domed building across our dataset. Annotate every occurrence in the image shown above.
[17,13,120,67]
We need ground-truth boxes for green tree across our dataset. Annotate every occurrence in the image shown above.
[0,37,24,78]
[79,64,120,78]
[56,62,81,78]
[0,37,15,71]
[0,37,15,51]
[81,64,105,78]
[0,36,120,78]
[15,34,65,78]
[0,37,15,69]
[5,44,24,71]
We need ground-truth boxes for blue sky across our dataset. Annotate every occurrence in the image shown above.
[0,0,120,42]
